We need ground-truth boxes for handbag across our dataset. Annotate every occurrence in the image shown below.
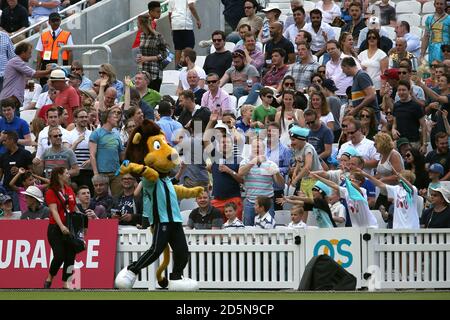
[57,192,87,254]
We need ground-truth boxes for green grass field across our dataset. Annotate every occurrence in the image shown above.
[1,290,449,300]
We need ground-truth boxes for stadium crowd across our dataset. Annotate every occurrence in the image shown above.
[0,0,449,231]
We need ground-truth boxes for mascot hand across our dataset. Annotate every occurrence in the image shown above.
[142,166,159,182]
[191,186,204,197]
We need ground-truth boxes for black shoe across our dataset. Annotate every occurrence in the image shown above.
[43,280,52,289]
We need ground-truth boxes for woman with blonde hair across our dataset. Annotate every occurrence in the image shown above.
[373,132,404,208]
[309,91,334,131]
[136,14,168,92]
[98,63,124,99]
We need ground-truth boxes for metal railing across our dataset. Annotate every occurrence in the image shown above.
[58,44,112,70]
[91,0,169,44]
[10,0,91,42]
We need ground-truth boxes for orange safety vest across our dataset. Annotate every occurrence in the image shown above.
[40,30,71,61]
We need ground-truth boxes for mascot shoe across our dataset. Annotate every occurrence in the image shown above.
[168,276,199,291]
[115,267,137,289]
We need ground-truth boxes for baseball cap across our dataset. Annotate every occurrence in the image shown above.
[367,16,380,30]
[262,4,282,14]
[342,146,359,158]
[0,194,12,204]
[430,182,450,204]
[313,181,332,197]
[396,137,410,150]
[49,12,61,21]
[429,163,445,177]
[381,68,399,80]
[322,79,338,92]
[289,125,310,140]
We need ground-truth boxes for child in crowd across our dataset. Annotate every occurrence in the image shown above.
[425,163,444,208]
[288,206,307,229]
[284,181,337,228]
[222,202,245,229]
[254,196,276,229]
[9,168,49,213]
[328,189,346,227]
[235,104,254,133]
[0,194,19,219]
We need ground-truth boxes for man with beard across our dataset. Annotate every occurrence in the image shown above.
[176,47,206,95]
[303,9,335,59]
[425,132,450,181]
[264,21,295,65]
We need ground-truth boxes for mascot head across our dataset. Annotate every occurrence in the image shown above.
[125,119,180,173]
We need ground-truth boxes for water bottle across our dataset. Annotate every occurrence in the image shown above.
[246,79,253,88]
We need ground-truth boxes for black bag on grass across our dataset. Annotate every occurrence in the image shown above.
[298,254,356,291]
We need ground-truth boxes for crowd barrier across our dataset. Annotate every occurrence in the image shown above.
[1,221,449,290]
[117,226,450,290]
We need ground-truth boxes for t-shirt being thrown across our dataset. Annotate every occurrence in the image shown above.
[386,184,420,229]
[339,186,378,228]
[304,198,336,228]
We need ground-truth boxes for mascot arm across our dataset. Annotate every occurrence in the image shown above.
[173,185,204,200]
[120,162,159,182]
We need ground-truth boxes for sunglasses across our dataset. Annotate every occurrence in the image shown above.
[367,36,377,40]
[212,38,223,42]
[284,82,295,87]
[342,124,348,128]
[360,114,370,119]
[71,67,81,71]
[244,6,253,9]
[207,80,218,84]
[399,71,408,75]
[385,112,392,116]
[265,95,273,99]
[52,134,63,138]
[306,121,315,126]
[98,71,106,75]
[347,130,357,135]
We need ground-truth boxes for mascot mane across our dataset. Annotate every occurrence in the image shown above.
[125,119,162,164]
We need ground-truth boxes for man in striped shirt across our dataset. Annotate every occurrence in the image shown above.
[0,31,16,93]
[67,107,93,191]
[239,139,284,226]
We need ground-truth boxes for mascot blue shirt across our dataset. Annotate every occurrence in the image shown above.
[142,177,183,224]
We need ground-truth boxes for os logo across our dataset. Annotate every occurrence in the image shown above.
[313,239,353,268]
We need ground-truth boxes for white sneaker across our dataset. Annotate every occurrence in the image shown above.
[168,276,199,291]
[115,267,137,289]
[199,39,213,48]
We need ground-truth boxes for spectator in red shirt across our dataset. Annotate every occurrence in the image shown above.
[132,1,161,49]
[50,69,80,124]
[43,166,79,289]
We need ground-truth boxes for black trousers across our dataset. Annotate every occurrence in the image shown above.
[148,78,162,92]
[47,224,76,282]
[273,189,284,211]
[128,222,189,280]
[71,169,94,194]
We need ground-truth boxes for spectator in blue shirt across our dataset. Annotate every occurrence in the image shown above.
[89,105,125,197]
[0,31,16,92]
[0,97,32,154]
[304,109,334,160]
[156,101,183,146]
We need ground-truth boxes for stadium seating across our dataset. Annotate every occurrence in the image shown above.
[395,0,421,14]
[410,26,423,38]
[180,198,198,211]
[223,83,234,94]
[159,83,178,96]
[303,1,315,13]
[20,110,37,125]
[421,14,432,26]
[397,13,421,27]
[162,70,180,85]
[370,210,387,228]
[383,26,396,41]
[421,1,435,13]
[180,210,191,226]
[195,55,206,68]
[274,210,292,226]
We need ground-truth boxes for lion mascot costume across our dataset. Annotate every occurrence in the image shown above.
[115,120,203,291]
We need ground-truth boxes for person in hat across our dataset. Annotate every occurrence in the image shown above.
[35,11,73,86]
[425,163,445,206]
[289,125,322,198]
[283,180,337,228]
[367,0,396,26]
[49,68,80,124]
[20,185,50,220]
[258,4,282,44]
[0,193,19,219]
[396,137,411,158]
[421,182,450,228]
[356,15,391,50]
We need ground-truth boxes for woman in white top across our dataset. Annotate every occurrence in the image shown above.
[357,30,388,91]
[373,132,404,208]
[275,90,305,146]
[315,0,341,24]
[309,91,335,131]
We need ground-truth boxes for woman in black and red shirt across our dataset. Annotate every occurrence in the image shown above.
[44,167,77,289]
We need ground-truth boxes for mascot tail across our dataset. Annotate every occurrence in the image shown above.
[156,246,171,288]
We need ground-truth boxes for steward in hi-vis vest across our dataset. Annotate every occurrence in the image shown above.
[36,12,73,85]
